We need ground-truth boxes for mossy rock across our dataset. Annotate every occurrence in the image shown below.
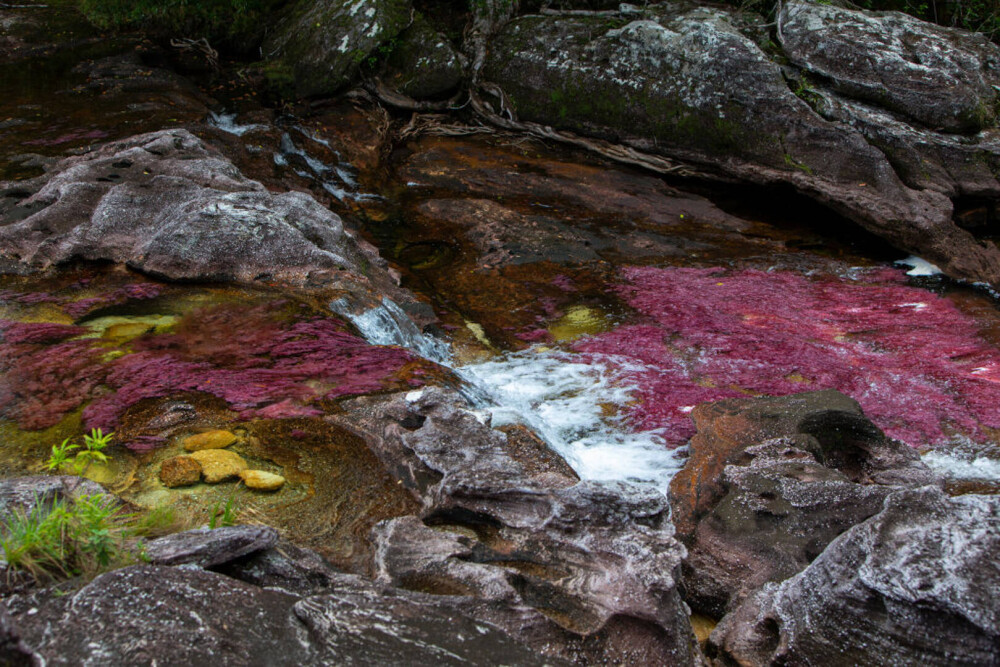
[264,0,413,98]
[381,14,464,99]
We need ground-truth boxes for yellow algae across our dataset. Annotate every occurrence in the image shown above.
[78,314,178,341]
[465,320,494,348]
[548,305,610,342]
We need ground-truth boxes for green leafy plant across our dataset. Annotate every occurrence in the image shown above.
[45,429,114,477]
[208,494,238,529]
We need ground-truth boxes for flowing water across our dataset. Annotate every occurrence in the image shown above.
[3,6,1000,501]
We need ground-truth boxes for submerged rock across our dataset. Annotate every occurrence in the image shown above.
[183,430,237,452]
[190,449,247,483]
[669,390,936,616]
[239,470,286,491]
[483,4,1000,285]
[710,486,1000,666]
[159,455,203,488]
[0,129,386,287]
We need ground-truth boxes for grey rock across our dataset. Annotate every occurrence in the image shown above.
[332,386,701,665]
[710,486,1000,666]
[0,129,383,286]
[3,565,308,666]
[144,525,279,568]
[382,15,464,99]
[216,539,345,597]
[668,390,937,617]
[2,564,553,665]
[293,576,556,665]
[264,0,412,98]
[0,475,108,518]
[778,0,1000,133]
[483,6,1000,285]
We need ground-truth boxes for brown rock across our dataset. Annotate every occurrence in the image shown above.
[239,470,286,491]
[159,456,203,488]
[189,450,247,483]
[183,430,237,452]
[668,390,936,616]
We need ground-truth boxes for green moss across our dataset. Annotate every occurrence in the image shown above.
[784,153,815,175]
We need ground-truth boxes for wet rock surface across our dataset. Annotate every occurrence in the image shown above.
[710,486,1000,666]
[668,391,937,616]
[332,387,701,664]
[483,4,1000,285]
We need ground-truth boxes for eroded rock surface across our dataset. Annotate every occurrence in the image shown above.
[483,4,1000,284]
[710,486,1000,666]
[331,386,701,664]
[0,475,108,517]
[0,129,389,287]
[145,526,280,568]
[668,390,936,616]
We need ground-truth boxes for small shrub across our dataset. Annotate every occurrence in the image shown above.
[1,494,139,582]
[45,428,114,477]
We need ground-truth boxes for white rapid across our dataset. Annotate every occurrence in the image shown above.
[331,298,685,492]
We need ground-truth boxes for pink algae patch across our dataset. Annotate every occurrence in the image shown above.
[83,304,426,434]
[1,301,427,441]
[573,266,1000,447]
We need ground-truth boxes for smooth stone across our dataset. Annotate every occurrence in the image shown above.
[183,430,238,452]
[239,470,285,491]
[159,456,203,488]
[189,449,247,483]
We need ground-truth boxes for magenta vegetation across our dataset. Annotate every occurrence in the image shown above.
[1,299,427,441]
[574,266,1000,447]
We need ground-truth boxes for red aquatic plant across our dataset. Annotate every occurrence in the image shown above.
[574,266,1000,447]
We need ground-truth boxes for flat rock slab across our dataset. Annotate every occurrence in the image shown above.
[144,525,279,568]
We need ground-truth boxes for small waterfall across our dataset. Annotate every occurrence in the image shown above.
[333,298,684,492]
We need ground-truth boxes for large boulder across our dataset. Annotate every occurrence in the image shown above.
[381,14,465,99]
[668,390,937,616]
[710,486,1000,666]
[778,0,1000,134]
[332,386,702,665]
[3,564,552,665]
[264,0,412,98]
[483,4,1000,285]
[0,129,389,287]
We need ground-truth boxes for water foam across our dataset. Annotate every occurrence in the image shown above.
[922,449,1000,481]
[332,299,684,492]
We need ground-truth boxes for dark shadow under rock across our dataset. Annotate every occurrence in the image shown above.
[709,486,1000,666]
[668,390,937,617]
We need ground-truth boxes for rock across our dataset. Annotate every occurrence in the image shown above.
[183,429,238,452]
[264,0,412,98]
[382,15,464,99]
[710,486,1000,666]
[216,539,344,597]
[3,566,309,665]
[239,470,286,491]
[668,390,937,616]
[0,604,36,666]
[332,387,701,665]
[0,129,386,287]
[144,525,279,568]
[189,449,247,483]
[159,455,203,488]
[2,565,553,665]
[0,475,108,518]
[483,6,1000,285]
[778,0,1000,133]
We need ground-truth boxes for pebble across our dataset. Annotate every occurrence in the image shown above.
[189,449,247,483]
[183,430,238,452]
[160,456,203,488]
[239,470,286,491]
